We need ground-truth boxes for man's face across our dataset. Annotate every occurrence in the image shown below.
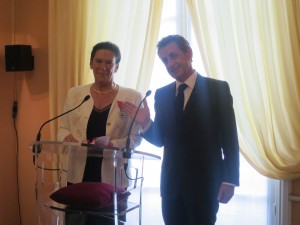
[90,49,119,85]
[158,42,193,82]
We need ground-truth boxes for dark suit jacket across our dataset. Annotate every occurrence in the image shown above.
[143,74,239,202]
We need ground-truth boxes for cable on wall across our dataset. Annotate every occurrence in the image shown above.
[10,0,22,224]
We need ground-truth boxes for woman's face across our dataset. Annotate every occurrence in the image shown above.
[90,49,119,85]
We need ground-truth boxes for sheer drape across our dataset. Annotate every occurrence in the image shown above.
[186,0,300,179]
[48,0,163,137]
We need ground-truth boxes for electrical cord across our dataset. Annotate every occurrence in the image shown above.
[12,100,22,225]
[124,163,144,181]
[123,157,145,191]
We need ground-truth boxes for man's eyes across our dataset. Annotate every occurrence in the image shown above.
[169,53,177,59]
[161,54,178,64]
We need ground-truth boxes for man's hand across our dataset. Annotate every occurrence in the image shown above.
[217,183,235,204]
[122,99,151,128]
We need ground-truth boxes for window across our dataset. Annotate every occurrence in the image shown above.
[127,0,281,224]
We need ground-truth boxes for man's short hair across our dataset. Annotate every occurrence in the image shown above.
[157,35,191,53]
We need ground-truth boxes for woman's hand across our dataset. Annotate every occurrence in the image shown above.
[63,135,78,142]
[106,141,113,147]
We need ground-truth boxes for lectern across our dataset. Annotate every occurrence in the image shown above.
[31,141,160,225]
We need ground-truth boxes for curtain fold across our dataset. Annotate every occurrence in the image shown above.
[48,0,163,138]
[135,1,164,92]
[186,0,300,179]
[82,0,163,93]
[49,0,88,137]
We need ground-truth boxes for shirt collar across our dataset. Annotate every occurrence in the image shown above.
[176,71,197,89]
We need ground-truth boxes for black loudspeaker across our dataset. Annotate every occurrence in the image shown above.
[5,45,34,72]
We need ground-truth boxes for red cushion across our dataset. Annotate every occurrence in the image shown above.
[49,182,130,209]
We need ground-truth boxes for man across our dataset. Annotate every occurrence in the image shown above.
[123,34,239,225]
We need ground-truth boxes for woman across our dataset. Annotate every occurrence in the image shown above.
[57,41,143,224]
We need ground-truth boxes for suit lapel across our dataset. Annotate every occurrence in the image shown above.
[163,82,177,113]
[184,75,205,115]
[157,82,178,126]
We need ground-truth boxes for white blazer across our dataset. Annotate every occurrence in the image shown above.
[57,84,143,187]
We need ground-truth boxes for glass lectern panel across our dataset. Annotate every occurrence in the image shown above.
[31,141,160,225]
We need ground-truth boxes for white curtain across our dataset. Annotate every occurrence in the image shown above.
[186,0,300,179]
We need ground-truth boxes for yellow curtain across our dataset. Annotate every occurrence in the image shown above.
[48,0,89,137]
[48,0,163,138]
[186,0,300,179]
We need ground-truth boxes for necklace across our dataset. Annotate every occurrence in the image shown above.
[92,83,116,94]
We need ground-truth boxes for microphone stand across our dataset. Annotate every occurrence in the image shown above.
[123,90,151,172]
[33,95,90,163]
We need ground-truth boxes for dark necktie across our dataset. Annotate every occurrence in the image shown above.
[175,83,188,122]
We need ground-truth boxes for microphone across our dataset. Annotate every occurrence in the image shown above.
[124,90,152,170]
[33,95,90,160]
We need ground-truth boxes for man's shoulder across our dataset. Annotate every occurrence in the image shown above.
[197,74,228,85]
[196,75,230,94]
[156,82,175,93]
